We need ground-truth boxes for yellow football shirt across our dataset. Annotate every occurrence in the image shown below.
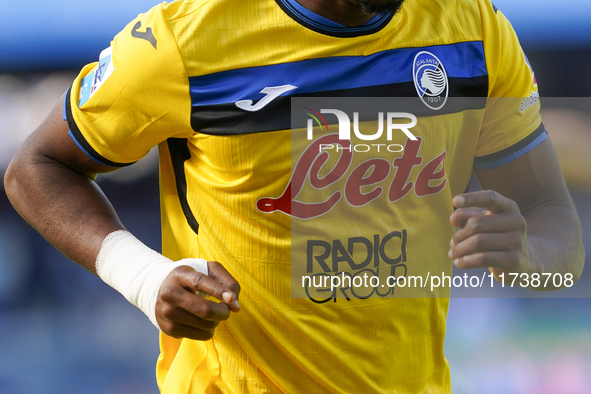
[64,0,543,392]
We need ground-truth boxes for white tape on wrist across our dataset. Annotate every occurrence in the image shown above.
[95,230,208,330]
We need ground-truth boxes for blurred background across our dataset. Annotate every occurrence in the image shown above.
[0,0,590,393]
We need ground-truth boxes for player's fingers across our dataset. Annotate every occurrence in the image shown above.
[176,293,231,322]
[158,319,216,341]
[174,265,238,310]
[159,303,220,331]
[449,207,486,228]
[452,212,527,244]
[158,278,232,322]
[450,232,523,260]
[452,250,522,271]
[453,190,519,214]
[207,261,241,312]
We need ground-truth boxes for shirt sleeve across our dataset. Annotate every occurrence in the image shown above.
[65,3,193,167]
[474,0,546,170]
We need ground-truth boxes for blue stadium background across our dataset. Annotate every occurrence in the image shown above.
[1,1,590,393]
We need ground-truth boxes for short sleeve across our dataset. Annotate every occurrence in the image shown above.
[474,1,546,169]
[65,3,193,167]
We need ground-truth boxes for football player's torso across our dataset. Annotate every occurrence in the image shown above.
[158,0,492,392]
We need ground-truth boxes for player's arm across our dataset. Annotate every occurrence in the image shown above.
[448,138,584,290]
[5,95,121,267]
[4,96,240,339]
[449,2,585,289]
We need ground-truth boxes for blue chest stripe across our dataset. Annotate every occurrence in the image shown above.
[189,41,487,107]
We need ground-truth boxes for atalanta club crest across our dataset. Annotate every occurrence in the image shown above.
[413,51,448,110]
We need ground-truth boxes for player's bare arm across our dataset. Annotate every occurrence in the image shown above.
[4,96,240,340]
[449,138,584,290]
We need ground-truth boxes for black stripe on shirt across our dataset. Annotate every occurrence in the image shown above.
[65,87,135,168]
[167,138,200,235]
[473,123,546,164]
[190,76,488,136]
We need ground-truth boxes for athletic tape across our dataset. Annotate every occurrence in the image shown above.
[95,230,208,330]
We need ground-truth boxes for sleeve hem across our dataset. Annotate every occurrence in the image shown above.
[64,87,136,168]
[473,123,547,169]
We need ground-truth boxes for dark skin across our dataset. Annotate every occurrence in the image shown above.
[4,97,240,340]
[450,155,585,290]
[3,0,585,341]
[297,0,405,26]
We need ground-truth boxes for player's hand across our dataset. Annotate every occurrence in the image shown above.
[449,190,542,280]
[155,261,240,340]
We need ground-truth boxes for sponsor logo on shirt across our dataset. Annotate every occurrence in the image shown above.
[303,230,408,302]
[256,134,447,219]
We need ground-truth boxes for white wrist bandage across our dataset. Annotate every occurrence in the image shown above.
[95,230,208,330]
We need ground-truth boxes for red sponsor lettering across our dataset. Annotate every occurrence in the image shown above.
[388,138,423,203]
[256,135,446,219]
[345,159,390,207]
[256,134,351,218]
[415,151,447,197]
